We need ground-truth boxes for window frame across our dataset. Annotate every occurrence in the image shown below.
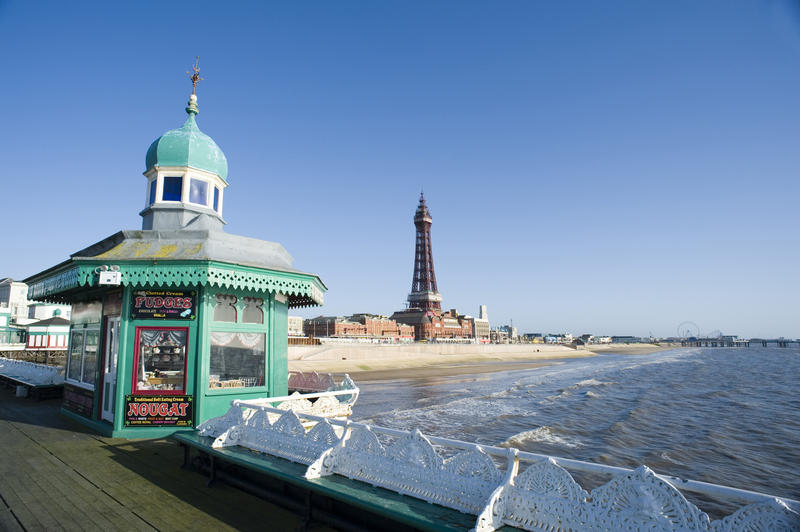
[148,178,157,205]
[131,326,190,396]
[189,177,210,207]
[206,290,270,395]
[208,331,267,390]
[65,325,101,390]
[161,175,184,202]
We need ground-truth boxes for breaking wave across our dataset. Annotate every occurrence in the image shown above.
[502,426,582,449]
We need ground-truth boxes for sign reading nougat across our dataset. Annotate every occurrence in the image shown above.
[125,395,193,426]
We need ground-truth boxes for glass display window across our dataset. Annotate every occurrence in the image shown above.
[66,326,101,387]
[83,329,99,385]
[209,332,265,389]
[67,331,84,381]
[133,327,188,394]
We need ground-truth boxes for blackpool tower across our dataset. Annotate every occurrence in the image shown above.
[406,193,442,313]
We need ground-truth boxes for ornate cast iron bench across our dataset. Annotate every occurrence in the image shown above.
[188,403,800,532]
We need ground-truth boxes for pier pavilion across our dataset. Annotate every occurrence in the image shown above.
[23,80,326,438]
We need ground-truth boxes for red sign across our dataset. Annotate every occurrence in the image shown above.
[124,395,193,426]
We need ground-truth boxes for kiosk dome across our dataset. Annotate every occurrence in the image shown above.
[145,94,228,182]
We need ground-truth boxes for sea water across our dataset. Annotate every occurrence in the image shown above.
[352,347,800,517]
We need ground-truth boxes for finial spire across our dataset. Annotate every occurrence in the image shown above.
[187,56,203,96]
[185,57,202,116]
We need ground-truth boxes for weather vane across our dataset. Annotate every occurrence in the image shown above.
[187,56,203,95]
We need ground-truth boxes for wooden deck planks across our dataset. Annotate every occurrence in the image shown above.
[0,389,323,532]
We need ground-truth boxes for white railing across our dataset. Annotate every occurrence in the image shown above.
[0,357,64,386]
[288,371,348,393]
[196,374,359,440]
[198,404,800,532]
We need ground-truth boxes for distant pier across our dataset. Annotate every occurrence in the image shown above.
[680,338,799,348]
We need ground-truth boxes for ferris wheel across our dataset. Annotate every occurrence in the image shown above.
[676,321,700,339]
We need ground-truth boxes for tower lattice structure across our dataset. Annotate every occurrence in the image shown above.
[407,193,442,312]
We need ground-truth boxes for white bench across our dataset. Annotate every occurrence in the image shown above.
[196,405,800,532]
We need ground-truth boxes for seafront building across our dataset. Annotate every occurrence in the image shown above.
[21,79,325,438]
[0,278,30,322]
[0,278,72,349]
[473,304,491,343]
[24,316,70,350]
[493,324,518,342]
[304,314,414,342]
[0,306,25,345]
[25,301,71,324]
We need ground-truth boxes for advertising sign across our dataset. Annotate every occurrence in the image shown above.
[124,395,193,427]
[131,290,196,320]
[63,383,94,417]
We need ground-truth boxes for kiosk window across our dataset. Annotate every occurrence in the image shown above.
[162,176,183,202]
[134,328,187,394]
[66,328,100,386]
[189,178,208,206]
[242,297,264,324]
[83,330,99,385]
[213,294,237,322]
[67,331,84,381]
[209,332,265,389]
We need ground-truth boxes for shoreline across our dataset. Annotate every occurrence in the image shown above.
[288,343,682,381]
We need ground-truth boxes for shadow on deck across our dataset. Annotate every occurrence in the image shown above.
[0,388,332,531]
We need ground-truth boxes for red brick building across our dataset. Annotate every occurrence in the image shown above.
[304,314,414,342]
[391,308,475,341]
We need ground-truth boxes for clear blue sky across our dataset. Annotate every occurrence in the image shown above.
[1,1,798,338]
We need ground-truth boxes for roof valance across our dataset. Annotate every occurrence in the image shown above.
[27,261,324,308]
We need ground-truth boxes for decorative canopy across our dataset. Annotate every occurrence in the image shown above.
[24,230,326,308]
[26,261,324,308]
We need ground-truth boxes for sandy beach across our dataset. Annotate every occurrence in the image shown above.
[288,342,681,381]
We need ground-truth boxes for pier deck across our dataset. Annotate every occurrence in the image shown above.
[0,388,328,531]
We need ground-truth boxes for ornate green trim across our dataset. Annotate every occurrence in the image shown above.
[28,261,324,308]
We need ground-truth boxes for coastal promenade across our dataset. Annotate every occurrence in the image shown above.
[288,342,679,379]
[0,389,330,531]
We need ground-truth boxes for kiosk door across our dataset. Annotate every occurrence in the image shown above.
[101,317,120,422]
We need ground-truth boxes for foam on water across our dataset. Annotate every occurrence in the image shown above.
[502,426,583,449]
[575,378,611,387]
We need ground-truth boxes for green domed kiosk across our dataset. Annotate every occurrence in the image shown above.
[24,80,326,438]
